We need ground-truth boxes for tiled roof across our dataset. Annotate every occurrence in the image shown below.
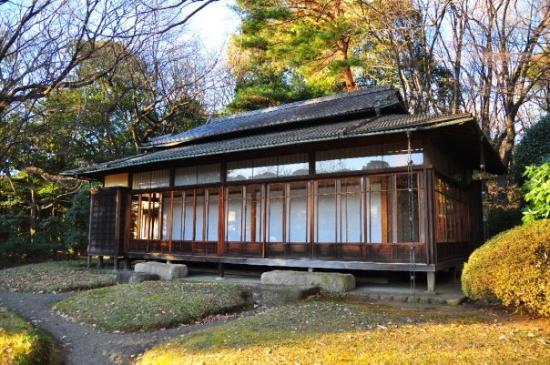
[143,86,404,149]
[65,113,475,176]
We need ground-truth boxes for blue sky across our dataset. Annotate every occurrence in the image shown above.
[186,0,241,56]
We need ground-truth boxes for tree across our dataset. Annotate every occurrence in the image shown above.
[512,115,550,181]
[228,0,400,111]
[0,0,219,170]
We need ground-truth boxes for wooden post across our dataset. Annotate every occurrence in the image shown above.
[98,256,104,268]
[427,272,435,293]
[218,262,225,278]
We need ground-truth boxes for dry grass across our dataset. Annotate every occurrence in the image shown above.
[0,261,116,293]
[0,306,61,365]
[53,281,252,332]
[139,300,550,365]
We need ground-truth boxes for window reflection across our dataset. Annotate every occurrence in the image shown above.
[287,182,309,243]
[227,154,309,181]
[316,144,423,174]
[268,184,284,242]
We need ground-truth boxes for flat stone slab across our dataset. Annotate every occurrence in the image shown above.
[261,270,356,293]
[134,261,188,280]
[116,270,160,284]
[252,284,320,306]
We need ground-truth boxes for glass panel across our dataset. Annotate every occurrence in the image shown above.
[367,176,392,243]
[253,157,278,179]
[197,165,220,184]
[132,170,170,189]
[268,184,284,242]
[227,167,253,181]
[132,172,150,190]
[175,167,197,186]
[131,195,140,239]
[175,165,221,186]
[150,193,161,240]
[278,154,309,177]
[316,180,336,243]
[183,193,194,240]
[315,143,423,174]
[195,193,205,241]
[161,193,171,240]
[287,182,308,243]
[253,165,278,179]
[245,186,262,242]
[206,191,219,241]
[340,178,362,243]
[227,154,308,181]
[172,194,183,240]
[279,162,309,177]
[150,170,170,188]
[226,188,243,241]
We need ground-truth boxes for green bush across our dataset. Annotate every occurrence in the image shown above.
[512,115,550,181]
[522,163,550,223]
[462,220,550,316]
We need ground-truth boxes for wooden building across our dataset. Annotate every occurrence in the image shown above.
[65,87,504,291]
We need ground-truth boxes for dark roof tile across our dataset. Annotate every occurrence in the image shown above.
[65,113,474,176]
[144,86,403,148]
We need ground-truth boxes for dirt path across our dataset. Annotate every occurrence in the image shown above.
[0,290,245,365]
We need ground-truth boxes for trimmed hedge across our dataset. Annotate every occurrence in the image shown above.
[462,220,550,316]
[0,306,61,365]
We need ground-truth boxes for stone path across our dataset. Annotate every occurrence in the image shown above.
[0,291,245,365]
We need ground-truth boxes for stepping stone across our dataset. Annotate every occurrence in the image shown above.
[134,262,188,280]
[115,270,159,284]
[252,285,320,306]
[261,270,356,293]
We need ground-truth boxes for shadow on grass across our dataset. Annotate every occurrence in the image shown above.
[139,299,550,365]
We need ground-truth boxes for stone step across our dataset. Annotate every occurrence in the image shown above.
[261,270,356,293]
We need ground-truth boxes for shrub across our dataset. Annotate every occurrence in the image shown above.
[512,114,550,181]
[462,220,550,316]
[522,163,550,223]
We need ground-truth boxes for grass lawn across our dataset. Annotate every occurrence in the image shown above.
[0,306,61,365]
[0,261,116,293]
[139,299,550,365]
[53,281,252,332]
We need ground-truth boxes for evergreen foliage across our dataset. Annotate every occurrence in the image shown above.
[512,115,550,181]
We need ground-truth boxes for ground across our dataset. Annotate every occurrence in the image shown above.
[53,281,252,332]
[138,299,550,365]
[0,305,61,365]
[0,261,549,365]
[0,261,116,293]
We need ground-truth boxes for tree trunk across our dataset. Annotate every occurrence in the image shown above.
[342,66,357,92]
[498,112,516,172]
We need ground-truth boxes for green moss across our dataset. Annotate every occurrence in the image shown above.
[462,220,550,316]
[53,281,252,332]
[139,300,550,365]
[0,261,116,293]
[0,306,61,365]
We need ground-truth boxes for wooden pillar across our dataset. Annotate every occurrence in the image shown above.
[427,272,435,293]
[218,262,225,278]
